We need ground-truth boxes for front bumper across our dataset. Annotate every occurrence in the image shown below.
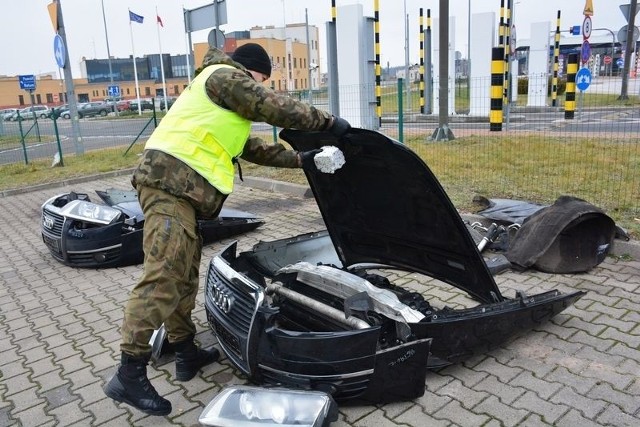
[41,206,142,268]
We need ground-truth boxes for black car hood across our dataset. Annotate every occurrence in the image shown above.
[280,128,503,304]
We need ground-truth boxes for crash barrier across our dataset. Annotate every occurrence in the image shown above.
[0,78,638,234]
[564,53,578,119]
[490,47,505,131]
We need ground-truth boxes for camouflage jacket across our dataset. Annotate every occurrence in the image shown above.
[133,47,333,218]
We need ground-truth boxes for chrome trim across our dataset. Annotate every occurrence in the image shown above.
[42,214,55,230]
[212,256,265,371]
[66,243,122,254]
[258,364,374,380]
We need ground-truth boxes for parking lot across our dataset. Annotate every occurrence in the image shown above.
[1,172,639,426]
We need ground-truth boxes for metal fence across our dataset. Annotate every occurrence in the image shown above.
[1,75,638,233]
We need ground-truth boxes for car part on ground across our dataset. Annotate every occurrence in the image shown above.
[473,195,623,273]
[40,189,264,268]
[203,128,585,404]
[198,385,338,427]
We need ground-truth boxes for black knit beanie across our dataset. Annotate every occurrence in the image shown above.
[232,43,272,78]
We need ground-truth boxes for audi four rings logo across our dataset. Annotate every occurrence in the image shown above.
[211,283,233,313]
[43,215,55,230]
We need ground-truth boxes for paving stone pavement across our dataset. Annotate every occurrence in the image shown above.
[0,173,639,427]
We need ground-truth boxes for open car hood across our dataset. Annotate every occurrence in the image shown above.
[280,128,503,304]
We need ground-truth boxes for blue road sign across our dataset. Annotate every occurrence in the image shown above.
[581,40,591,63]
[54,34,66,68]
[616,58,624,67]
[18,75,36,91]
[107,85,121,98]
[570,25,581,35]
[576,68,592,91]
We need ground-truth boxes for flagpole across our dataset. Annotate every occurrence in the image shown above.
[129,9,142,115]
[156,6,168,111]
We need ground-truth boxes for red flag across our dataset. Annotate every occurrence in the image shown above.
[157,15,163,27]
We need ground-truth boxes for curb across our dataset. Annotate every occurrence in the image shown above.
[0,168,137,198]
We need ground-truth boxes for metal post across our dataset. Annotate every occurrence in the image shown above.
[619,0,638,99]
[404,1,411,113]
[490,47,505,131]
[430,0,454,141]
[565,53,578,119]
[101,0,114,87]
[305,8,313,104]
[503,0,512,129]
[327,0,339,115]
[271,82,278,142]
[52,114,64,167]
[398,78,404,143]
[467,0,471,106]
[419,8,425,114]
[374,0,382,125]
[426,10,432,114]
[551,10,561,107]
[56,0,83,154]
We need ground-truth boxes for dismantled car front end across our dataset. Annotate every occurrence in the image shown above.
[41,189,264,268]
[202,128,585,404]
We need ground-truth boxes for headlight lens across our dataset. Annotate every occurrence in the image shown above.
[63,200,121,224]
[199,385,338,427]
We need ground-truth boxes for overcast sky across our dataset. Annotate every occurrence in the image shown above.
[0,0,634,77]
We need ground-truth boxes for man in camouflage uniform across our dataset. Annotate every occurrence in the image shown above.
[104,43,350,416]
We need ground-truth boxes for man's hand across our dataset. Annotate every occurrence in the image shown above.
[328,115,351,138]
[298,149,322,169]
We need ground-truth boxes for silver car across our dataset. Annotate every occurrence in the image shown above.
[10,105,51,121]
[0,108,18,121]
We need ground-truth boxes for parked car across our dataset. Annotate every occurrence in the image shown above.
[200,128,585,404]
[59,102,111,119]
[50,104,68,118]
[10,105,51,121]
[41,189,264,268]
[159,97,176,111]
[0,108,18,121]
[115,100,130,111]
[128,98,155,112]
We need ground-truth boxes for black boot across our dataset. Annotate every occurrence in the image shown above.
[103,353,172,416]
[173,337,220,381]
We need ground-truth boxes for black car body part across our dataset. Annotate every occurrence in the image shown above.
[203,128,585,404]
[41,189,264,268]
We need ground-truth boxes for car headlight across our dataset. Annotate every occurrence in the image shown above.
[63,200,121,224]
[199,385,338,427]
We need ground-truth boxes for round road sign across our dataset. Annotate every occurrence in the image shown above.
[576,68,592,92]
[582,16,592,38]
[53,34,66,69]
[603,55,612,65]
[580,40,591,63]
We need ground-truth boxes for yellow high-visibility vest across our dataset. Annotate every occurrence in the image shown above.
[145,64,251,194]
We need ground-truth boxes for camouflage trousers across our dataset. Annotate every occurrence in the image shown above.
[120,186,203,357]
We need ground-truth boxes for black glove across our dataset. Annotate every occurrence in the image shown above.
[298,149,322,169]
[328,115,351,138]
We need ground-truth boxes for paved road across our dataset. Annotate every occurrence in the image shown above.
[0,173,639,426]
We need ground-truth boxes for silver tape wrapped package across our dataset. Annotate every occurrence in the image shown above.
[313,146,345,174]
